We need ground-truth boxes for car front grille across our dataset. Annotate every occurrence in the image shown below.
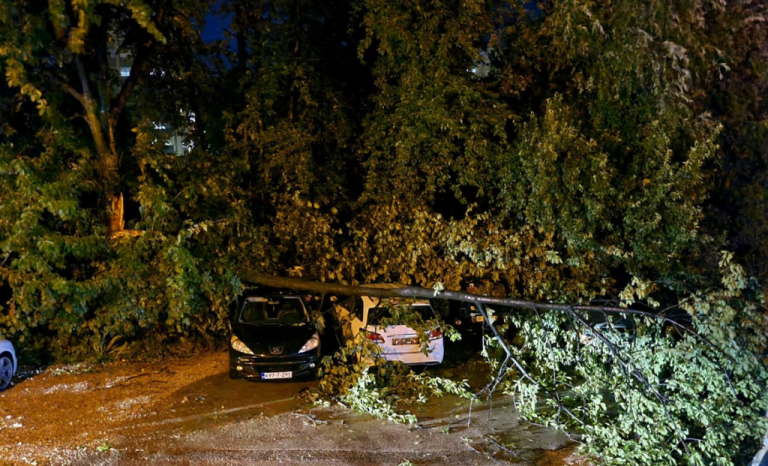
[236,354,317,374]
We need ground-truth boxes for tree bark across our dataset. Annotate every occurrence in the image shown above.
[84,100,123,235]
[72,54,124,235]
[241,270,634,314]
[240,271,728,361]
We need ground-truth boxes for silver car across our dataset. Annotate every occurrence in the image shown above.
[0,338,17,391]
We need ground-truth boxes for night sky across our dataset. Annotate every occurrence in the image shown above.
[201,9,233,44]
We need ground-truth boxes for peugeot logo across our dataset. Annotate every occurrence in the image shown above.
[270,346,283,355]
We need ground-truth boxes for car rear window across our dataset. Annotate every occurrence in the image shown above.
[239,296,308,324]
[368,303,436,325]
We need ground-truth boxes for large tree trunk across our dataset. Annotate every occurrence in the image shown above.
[109,193,124,233]
[75,55,125,236]
[83,104,124,235]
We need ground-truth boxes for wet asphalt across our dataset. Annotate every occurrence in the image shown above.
[0,335,581,465]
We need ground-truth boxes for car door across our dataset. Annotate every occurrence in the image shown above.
[331,296,365,343]
[349,296,366,338]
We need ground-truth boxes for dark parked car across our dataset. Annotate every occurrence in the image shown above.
[448,301,488,335]
[229,289,322,381]
[448,279,508,337]
[578,314,637,345]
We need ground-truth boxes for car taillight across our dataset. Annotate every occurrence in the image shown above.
[364,331,385,343]
[429,329,442,340]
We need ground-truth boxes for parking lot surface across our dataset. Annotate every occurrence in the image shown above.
[0,350,587,465]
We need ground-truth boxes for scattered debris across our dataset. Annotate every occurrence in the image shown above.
[292,412,328,426]
[43,382,91,394]
[95,442,112,452]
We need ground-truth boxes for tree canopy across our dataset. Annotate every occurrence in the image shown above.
[1,0,767,464]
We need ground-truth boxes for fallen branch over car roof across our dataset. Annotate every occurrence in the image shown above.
[243,270,652,315]
[240,270,732,363]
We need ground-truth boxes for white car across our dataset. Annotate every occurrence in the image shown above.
[0,338,17,391]
[751,401,768,466]
[752,438,768,466]
[332,284,444,365]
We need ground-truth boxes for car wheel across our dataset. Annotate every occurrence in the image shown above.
[229,369,241,380]
[0,354,13,391]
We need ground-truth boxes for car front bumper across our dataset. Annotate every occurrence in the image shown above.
[230,351,321,380]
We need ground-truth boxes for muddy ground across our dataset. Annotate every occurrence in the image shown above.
[0,348,589,465]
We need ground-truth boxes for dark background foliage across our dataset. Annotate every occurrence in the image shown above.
[2,0,768,464]
[0,0,765,359]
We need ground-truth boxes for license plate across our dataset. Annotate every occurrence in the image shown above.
[392,337,418,346]
[471,315,485,323]
[261,371,292,379]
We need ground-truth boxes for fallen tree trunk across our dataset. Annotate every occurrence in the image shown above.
[240,270,726,361]
[241,270,632,311]
[242,270,674,319]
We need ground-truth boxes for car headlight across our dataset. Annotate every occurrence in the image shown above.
[231,335,254,355]
[299,332,320,353]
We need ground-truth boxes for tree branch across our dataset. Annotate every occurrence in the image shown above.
[566,307,669,404]
[474,300,586,427]
[240,271,735,364]
[50,73,86,107]
[474,301,513,396]
[111,7,164,121]
[566,307,692,456]
[241,271,627,310]
[111,47,149,120]
[74,56,94,105]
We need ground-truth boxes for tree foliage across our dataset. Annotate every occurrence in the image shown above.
[1,0,768,463]
[499,253,768,465]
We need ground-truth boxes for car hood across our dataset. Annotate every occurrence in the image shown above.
[232,323,316,356]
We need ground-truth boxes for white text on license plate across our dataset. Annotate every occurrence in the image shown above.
[262,371,292,379]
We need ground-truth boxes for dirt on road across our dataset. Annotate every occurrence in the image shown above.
[0,350,589,465]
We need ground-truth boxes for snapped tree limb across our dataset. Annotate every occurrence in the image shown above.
[243,270,668,316]
[240,271,731,362]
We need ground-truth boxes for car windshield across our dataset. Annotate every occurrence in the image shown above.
[239,296,308,325]
[369,303,436,325]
